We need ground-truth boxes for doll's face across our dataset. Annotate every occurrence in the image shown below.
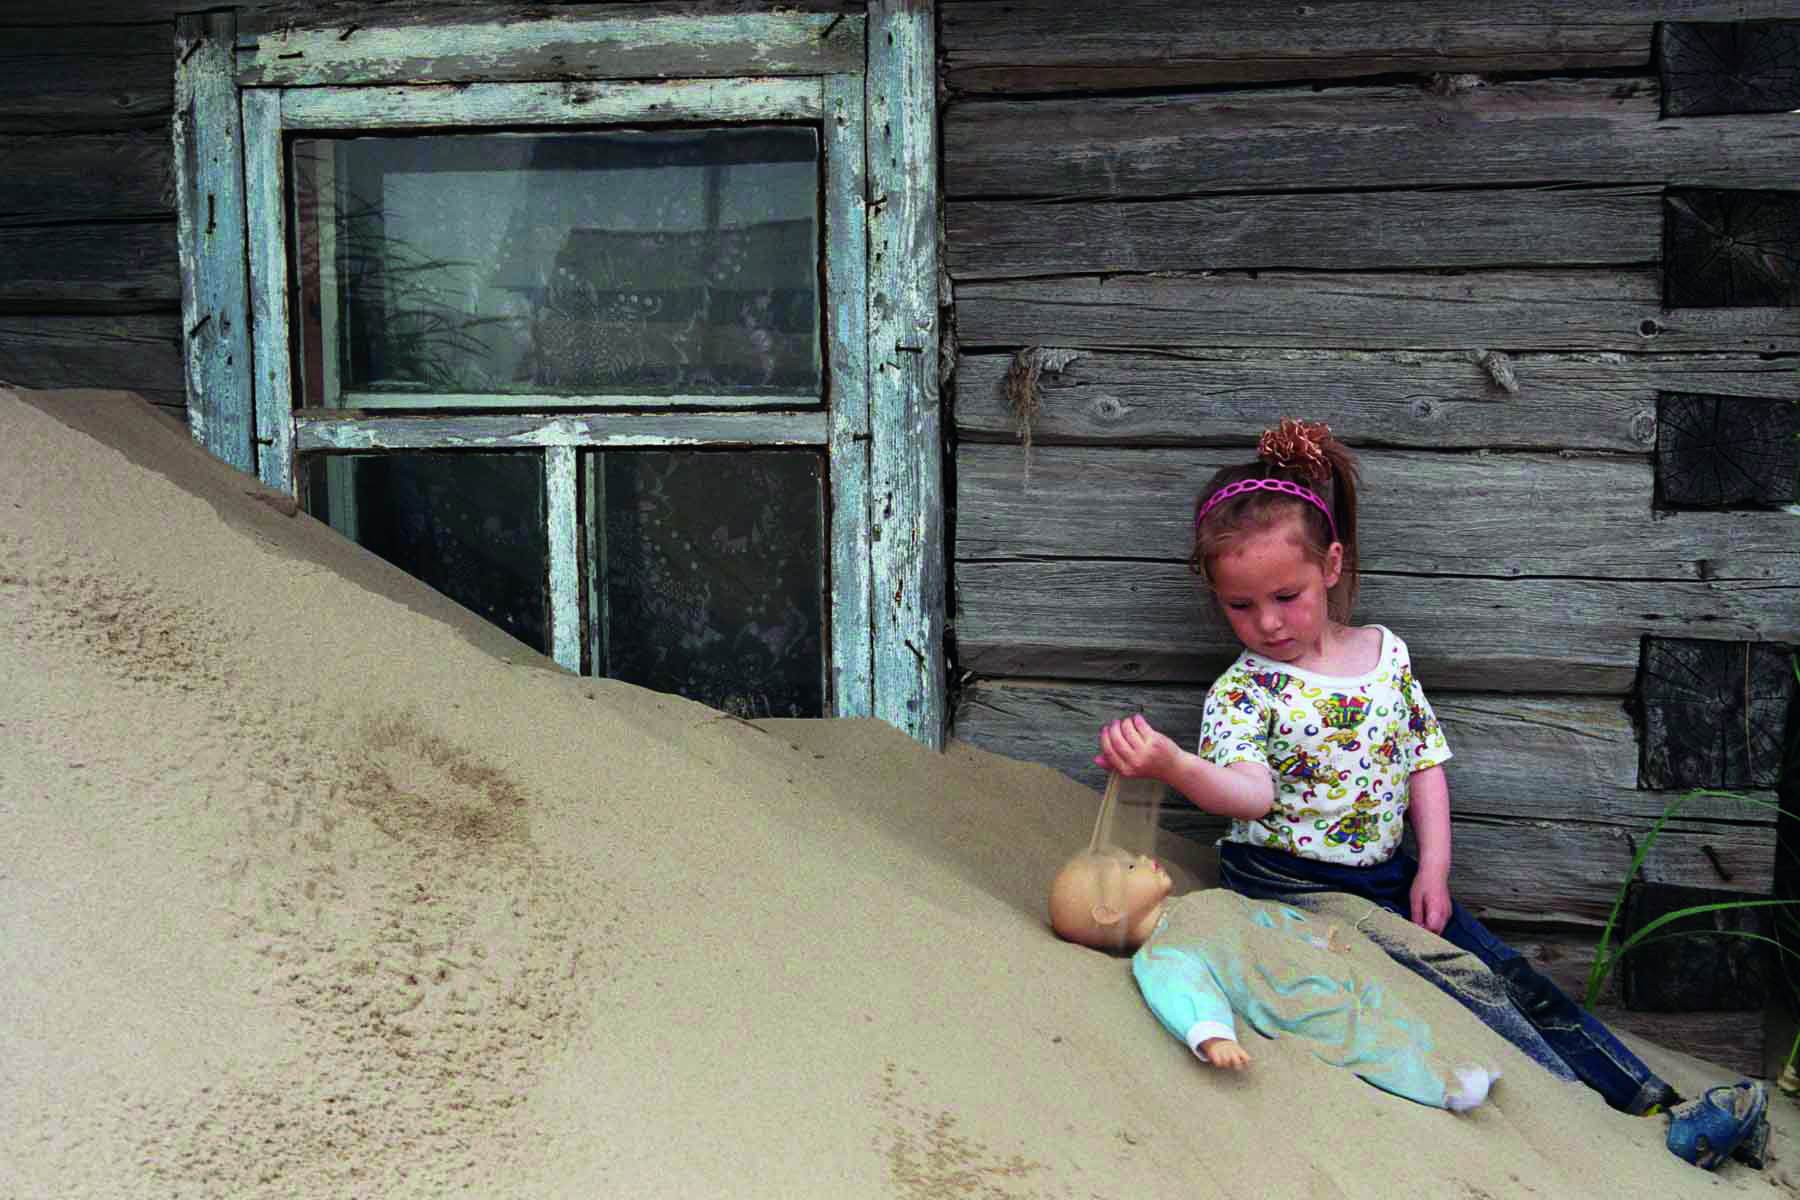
[1048,849,1173,951]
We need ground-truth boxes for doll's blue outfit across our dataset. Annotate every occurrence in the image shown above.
[1131,890,1489,1110]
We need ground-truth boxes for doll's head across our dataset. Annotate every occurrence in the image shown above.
[1189,418,1362,623]
[1048,848,1174,952]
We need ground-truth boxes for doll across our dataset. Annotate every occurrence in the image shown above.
[1049,849,1498,1111]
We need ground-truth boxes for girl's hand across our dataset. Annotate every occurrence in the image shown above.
[1094,714,1180,782]
[1409,867,1451,935]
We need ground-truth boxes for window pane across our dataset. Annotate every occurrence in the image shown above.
[304,452,548,654]
[290,128,822,406]
[597,451,824,718]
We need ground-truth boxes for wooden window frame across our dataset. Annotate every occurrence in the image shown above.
[173,6,945,743]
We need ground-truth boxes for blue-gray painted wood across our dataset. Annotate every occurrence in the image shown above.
[866,0,946,748]
[241,87,294,495]
[336,391,822,412]
[294,411,831,453]
[278,77,823,130]
[824,72,874,721]
[174,13,256,475]
[237,12,864,87]
[546,444,580,672]
[585,453,609,683]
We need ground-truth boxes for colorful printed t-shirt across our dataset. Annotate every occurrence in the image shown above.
[1199,626,1451,866]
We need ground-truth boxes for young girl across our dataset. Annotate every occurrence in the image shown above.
[1093,418,1768,1171]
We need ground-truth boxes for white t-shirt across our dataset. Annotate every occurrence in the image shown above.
[1200,626,1452,866]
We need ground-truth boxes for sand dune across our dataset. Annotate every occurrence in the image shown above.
[2,388,1793,1199]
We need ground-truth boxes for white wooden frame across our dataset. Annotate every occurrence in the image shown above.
[175,6,944,743]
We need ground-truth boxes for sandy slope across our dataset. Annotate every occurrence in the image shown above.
[2,387,1793,1199]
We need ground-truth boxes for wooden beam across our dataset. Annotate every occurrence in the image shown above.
[945,80,1800,199]
[0,223,178,313]
[0,25,172,134]
[954,679,1777,829]
[294,410,829,453]
[276,77,824,130]
[954,443,1800,582]
[866,0,947,748]
[1641,638,1797,790]
[173,12,256,475]
[952,561,1800,693]
[1665,189,1800,308]
[0,133,174,227]
[954,350,1800,452]
[238,10,864,86]
[241,88,294,495]
[823,72,874,720]
[954,270,1800,355]
[239,0,863,35]
[941,0,1800,93]
[947,185,1662,280]
[0,314,185,413]
[1657,392,1800,508]
[545,444,580,672]
[952,678,1776,925]
[1661,21,1800,117]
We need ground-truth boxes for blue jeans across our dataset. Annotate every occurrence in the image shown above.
[1217,841,1678,1115]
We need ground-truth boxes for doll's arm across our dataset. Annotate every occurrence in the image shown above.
[1132,945,1248,1069]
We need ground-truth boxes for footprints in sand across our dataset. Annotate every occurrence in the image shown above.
[875,1060,1049,1200]
[161,711,592,1196]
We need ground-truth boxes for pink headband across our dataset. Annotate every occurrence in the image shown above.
[1195,478,1338,541]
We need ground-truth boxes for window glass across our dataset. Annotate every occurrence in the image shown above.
[596,450,824,718]
[290,127,822,406]
[304,452,549,654]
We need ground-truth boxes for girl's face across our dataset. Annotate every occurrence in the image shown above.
[1208,518,1342,667]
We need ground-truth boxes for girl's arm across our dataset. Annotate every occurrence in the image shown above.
[1096,714,1274,821]
[1407,765,1452,934]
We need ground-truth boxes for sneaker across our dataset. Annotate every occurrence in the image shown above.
[1666,1081,1769,1170]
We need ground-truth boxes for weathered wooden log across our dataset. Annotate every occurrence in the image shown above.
[238,0,861,38]
[1641,638,1797,791]
[951,683,1775,925]
[0,314,185,413]
[954,679,1775,828]
[1665,189,1800,309]
[0,0,860,28]
[0,223,180,312]
[0,132,173,227]
[955,350,1800,451]
[0,26,173,134]
[236,7,862,86]
[954,443,1800,582]
[946,79,1799,199]
[1657,392,1800,509]
[1661,21,1800,117]
[942,0,1800,93]
[946,186,1663,280]
[955,270,1800,355]
[952,560,1800,692]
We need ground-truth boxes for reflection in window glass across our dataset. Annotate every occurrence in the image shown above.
[596,451,824,718]
[290,128,822,406]
[304,452,549,654]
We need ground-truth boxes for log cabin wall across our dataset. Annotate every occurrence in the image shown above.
[0,5,187,417]
[941,2,1800,1072]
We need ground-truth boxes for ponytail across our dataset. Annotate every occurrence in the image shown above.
[1189,419,1362,621]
